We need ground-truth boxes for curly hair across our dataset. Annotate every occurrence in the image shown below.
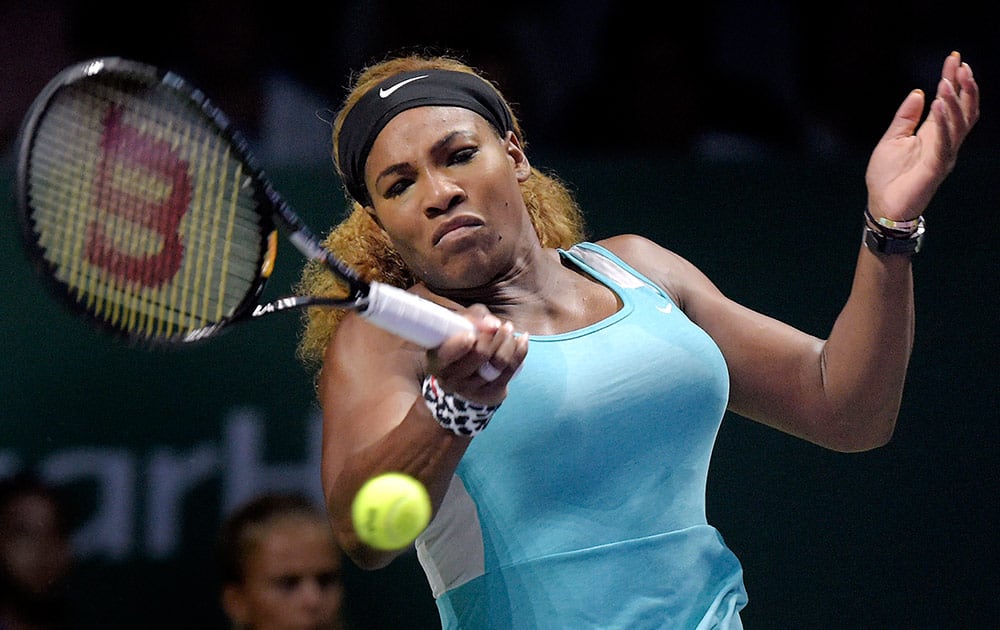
[295,53,586,378]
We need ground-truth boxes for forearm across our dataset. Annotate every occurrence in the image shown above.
[326,399,471,569]
[817,241,915,449]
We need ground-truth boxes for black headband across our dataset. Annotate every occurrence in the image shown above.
[337,69,515,205]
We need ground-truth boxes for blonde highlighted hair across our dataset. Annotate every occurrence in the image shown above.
[295,53,586,376]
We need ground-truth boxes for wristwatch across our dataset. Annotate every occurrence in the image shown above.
[863,216,925,255]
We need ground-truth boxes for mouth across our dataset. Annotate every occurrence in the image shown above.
[432,215,483,246]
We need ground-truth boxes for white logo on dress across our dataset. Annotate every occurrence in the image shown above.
[379,75,430,98]
[656,304,673,314]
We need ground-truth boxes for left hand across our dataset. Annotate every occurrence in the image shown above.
[865,51,980,222]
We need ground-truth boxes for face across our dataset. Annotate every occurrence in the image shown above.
[363,106,533,290]
[223,517,344,630]
[0,493,72,597]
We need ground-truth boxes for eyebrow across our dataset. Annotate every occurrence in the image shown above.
[373,130,472,189]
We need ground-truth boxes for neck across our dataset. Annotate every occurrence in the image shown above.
[431,247,617,336]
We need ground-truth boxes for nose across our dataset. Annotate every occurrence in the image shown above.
[420,169,464,217]
[298,577,325,607]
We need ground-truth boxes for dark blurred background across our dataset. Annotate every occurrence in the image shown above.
[1,1,997,628]
[3,0,998,165]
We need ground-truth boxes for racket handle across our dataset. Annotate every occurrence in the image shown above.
[363,282,474,348]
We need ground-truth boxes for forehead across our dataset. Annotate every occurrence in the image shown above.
[246,518,338,575]
[369,106,493,159]
[1,494,58,526]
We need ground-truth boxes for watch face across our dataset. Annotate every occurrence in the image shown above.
[864,223,924,255]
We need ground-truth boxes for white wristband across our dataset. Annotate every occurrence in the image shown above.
[421,375,500,437]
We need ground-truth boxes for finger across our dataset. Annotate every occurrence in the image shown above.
[881,89,925,142]
[435,305,503,379]
[941,51,961,86]
[511,332,530,377]
[465,304,502,334]
[440,319,514,383]
[426,327,477,375]
[941,53,980,130]
[477,362,502,382]
[928,93,956,165]
[935,74,979,160]
[475,322,525,383]
[957,62,981,126]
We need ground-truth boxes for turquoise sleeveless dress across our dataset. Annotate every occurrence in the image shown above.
[415,242,747,629]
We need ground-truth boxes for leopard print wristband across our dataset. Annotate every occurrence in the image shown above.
[421,375,500,437]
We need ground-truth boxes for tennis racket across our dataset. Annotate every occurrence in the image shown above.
[15,57,499,377]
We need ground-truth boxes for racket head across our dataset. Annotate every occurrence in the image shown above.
[16,57,279,347]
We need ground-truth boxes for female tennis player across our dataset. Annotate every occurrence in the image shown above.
[296,50,979,628]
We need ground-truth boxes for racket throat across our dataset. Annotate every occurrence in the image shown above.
[251,294,364,318]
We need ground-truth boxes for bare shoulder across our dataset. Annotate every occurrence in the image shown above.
[323,311,425,392]
[595,234,713,310]
[589,234,664,268]
[319,309,427,447]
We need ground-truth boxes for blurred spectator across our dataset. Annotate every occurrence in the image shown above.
[0,1,76,165]
[217,492,347,630]
[0,474,75,630]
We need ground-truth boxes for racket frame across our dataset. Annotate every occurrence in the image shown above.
[15,56,480,360]
[15,57,366,347]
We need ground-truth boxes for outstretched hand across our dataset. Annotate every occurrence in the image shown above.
[865,51,980,221]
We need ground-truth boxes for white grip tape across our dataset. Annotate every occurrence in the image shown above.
[363,282,472,347]
[362,283,501,381]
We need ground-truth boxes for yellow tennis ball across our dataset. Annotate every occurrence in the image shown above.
[351,472,432,550]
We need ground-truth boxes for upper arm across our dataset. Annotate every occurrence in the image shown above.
[318,312,425,499]
[600,234,830,440]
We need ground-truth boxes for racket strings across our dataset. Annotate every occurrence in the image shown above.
[26,76,268,341]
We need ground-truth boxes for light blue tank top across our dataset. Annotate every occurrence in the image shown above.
[415,242,747,629]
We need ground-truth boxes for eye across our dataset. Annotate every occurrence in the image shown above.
[384,176,413,199]
[316,570,342,589]
[449,147,477,166]
[276,575,302,592]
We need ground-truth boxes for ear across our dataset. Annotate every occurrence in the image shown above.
[365,206,385,230]
[504,132,531,182]
[222,585,250,626]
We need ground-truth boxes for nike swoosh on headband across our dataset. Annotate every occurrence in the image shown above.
[379,75,430,98]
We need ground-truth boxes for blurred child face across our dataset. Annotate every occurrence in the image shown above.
[223,516,344,630]
[0,493,72,598]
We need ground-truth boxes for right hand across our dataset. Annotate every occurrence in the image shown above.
[427,304,528,406]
